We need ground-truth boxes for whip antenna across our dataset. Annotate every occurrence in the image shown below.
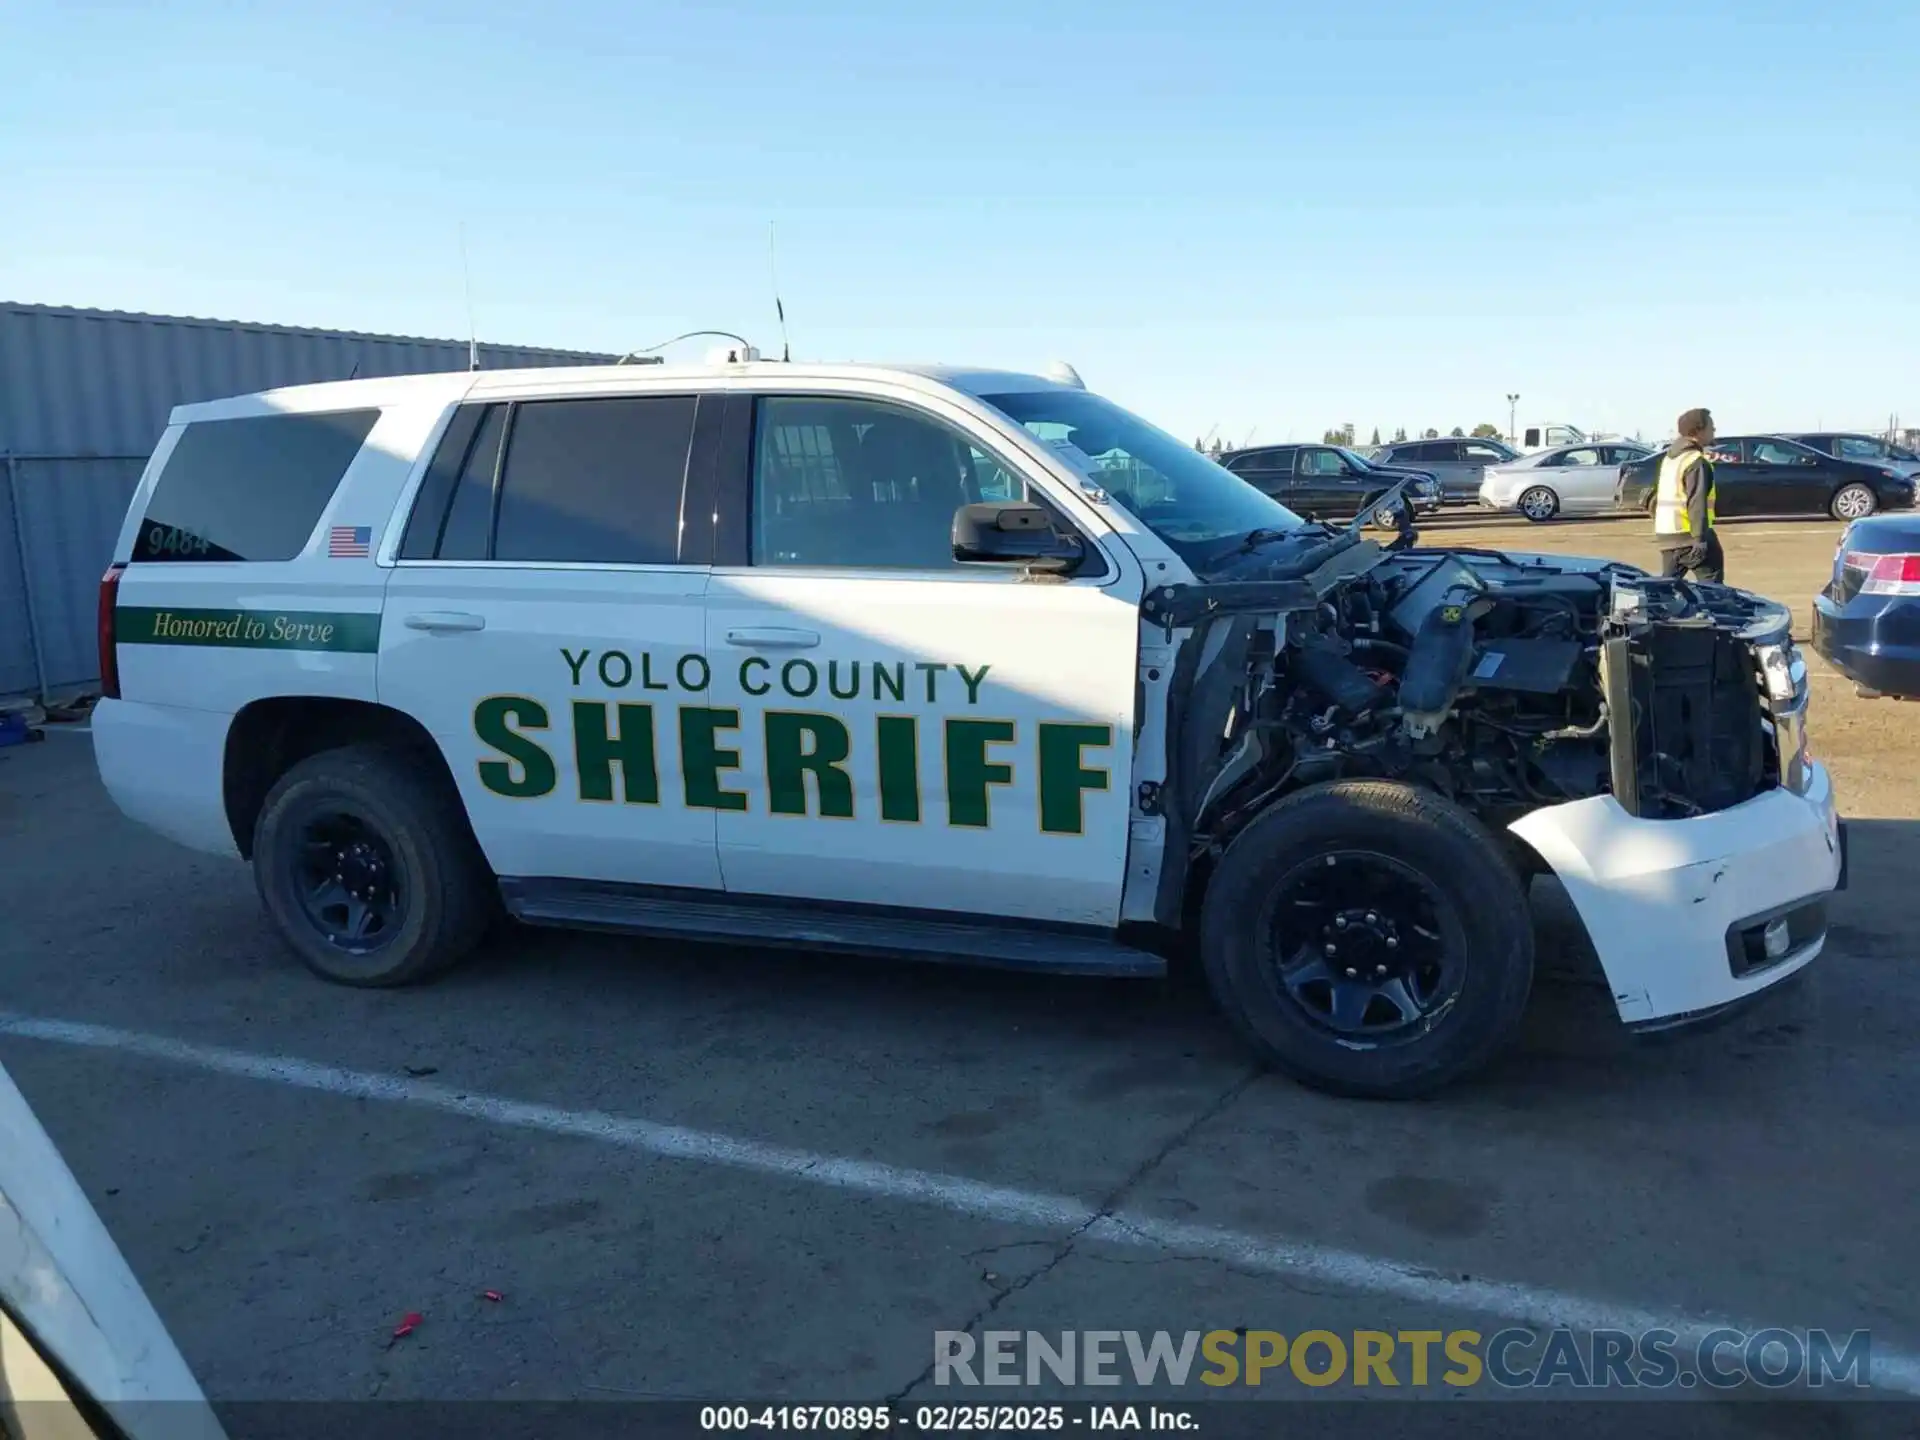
[769,222,791,361]
[459,222,479,371]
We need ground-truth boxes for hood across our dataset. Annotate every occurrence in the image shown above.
[1665,437,1701,459]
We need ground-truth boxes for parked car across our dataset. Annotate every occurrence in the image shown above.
[1813,514,1920,698]
[1479,441,1655,521]
[1616,435,1916,520]
[1367,437,1519,503]
[1218,443,1442,524]
[1786,432,1920,480]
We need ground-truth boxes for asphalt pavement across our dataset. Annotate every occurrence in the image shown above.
[1,515,1916,1434]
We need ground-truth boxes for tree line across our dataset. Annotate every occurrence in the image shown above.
[1194,423,1504,457]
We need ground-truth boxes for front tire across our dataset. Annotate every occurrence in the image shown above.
[1198,780,1534,1099]
[1832,483,1877,520]
[253,744,495,986]
[1518,485,1559,522]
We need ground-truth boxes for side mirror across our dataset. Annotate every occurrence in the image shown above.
[953,502,1084,572]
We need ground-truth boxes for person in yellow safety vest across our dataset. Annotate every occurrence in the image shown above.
[1654,406,1723,583]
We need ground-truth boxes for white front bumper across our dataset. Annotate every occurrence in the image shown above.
[1510,763,1842,1025]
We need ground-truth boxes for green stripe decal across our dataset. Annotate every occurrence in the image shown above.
[116,607,381,653]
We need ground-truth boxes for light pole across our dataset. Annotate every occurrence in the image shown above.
[1506,393,1520,446]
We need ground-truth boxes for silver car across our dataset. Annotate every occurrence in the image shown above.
[1479,441,1655,521]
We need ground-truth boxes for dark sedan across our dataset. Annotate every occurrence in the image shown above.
[1616,435,1916,520]
[1220,443,1442,524]
[1813,514,1920,698]
[1367,436,1520,503]
[1787,432,1920,479]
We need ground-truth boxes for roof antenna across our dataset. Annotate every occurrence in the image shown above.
[458,222,480,371]
[769,222,791,362]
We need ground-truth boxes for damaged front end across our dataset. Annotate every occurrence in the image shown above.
[1143,528,1807,932]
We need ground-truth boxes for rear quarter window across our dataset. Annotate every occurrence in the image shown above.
[133,409,379,562]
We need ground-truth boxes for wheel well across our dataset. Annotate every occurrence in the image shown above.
[223,698,467,859]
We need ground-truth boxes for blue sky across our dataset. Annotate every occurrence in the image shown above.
[5,1,1915,444]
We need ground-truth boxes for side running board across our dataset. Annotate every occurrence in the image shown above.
[497,878,1165,978]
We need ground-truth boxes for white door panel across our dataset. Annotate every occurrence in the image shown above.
[705,571,1139,925]
[380,566,720,888]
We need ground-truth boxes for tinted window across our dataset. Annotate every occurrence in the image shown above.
[492,396,697,565]
[1226,448,1287,474]
[133,409,378,563]
[752,396,1039,570]
[400,405,487,560]
[1836,436,1889,460]
[434,404,508,561]
[1463,441,1511,461]
[1416,442,1459,462]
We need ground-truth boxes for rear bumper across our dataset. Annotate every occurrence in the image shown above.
[1509,764,1842,1026]
[92,698,239,859]
[1812,593,1920,698]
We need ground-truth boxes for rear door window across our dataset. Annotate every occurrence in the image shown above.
[484,396,698,565]
[1751,440,1806,466]
[133,409,379,562]
[433,405,511,561]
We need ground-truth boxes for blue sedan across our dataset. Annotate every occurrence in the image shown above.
[1813,513,1920,698]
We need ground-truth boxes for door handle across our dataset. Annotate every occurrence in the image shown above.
[404,611,487,633]
[725,626,821,649]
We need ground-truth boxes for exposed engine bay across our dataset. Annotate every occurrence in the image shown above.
[1143,506,1801,924]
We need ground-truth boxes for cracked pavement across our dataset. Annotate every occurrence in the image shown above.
[1,517,1917,1415]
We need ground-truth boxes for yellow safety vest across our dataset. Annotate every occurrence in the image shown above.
[1654,449,1717,537]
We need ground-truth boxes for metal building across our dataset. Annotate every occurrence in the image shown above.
[0,303,615,702]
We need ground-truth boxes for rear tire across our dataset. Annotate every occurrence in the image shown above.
[1198,780,1534,1099]
[253,744,496,986]
[1518,485,1560,522]
[1831,483,1877,520]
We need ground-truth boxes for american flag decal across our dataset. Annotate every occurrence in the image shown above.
[328,526,372,558]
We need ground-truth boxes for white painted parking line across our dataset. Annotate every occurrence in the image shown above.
[2,1010,1915,1395]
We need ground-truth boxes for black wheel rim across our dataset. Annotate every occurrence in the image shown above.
[290,808,406,953]
[1260,849,1467,1044]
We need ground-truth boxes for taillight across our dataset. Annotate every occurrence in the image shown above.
[1842,551,1920,595]
[98,563,125,699]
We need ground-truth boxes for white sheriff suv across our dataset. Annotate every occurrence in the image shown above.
[93,360,1844,1097]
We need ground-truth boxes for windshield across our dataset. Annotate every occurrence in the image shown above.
[982,390,1303,551]
[1335,447,1378,471]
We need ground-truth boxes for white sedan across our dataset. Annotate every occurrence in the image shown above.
[1479,441,1655,521]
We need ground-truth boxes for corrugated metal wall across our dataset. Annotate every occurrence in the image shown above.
[0,303,615,700]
